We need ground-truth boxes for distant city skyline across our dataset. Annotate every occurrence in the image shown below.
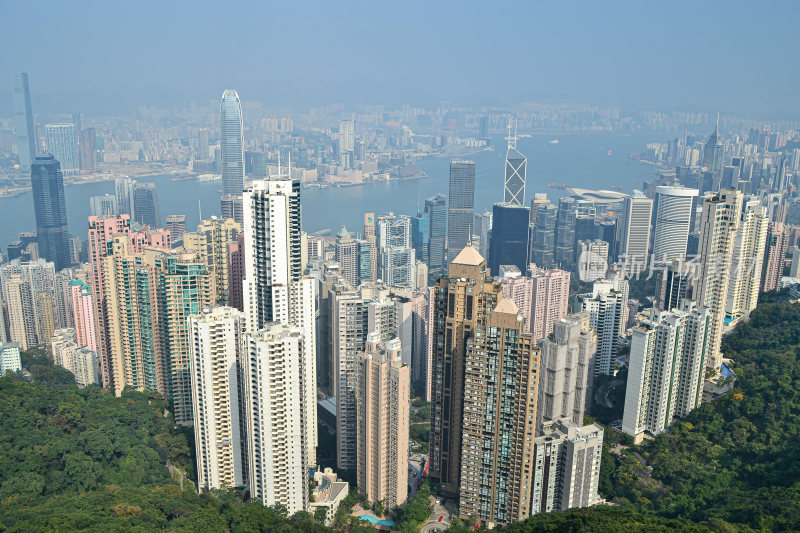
[1,1,799,118]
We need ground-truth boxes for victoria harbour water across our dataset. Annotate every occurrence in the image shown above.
[0,133,663,249]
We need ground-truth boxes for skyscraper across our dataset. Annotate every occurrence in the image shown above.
[531,419,603,514]
[12,73,37,171]
[693,189,742,371]
[31,154,70,271]
[189,307,247,491]
[335,225,359,288]
[579,278,628,377]
[363,212,378,283]
[504,140,527,206]
[652,185,698,263]
[338,119,355,169]
[69,280,97,352]
[115,177,136,218]
[528,266,571,342]
[220,194,243,225]
[330,283,412,471]
[411,212,429,269]
[475,210,493,259]
[377,214,416,289]
[554,197,577,271]
[577,239,609,282]
[87,214,170,389]
[619,193,653,274]
[762,222,788,293]
[243,178,316,467]
[622,301,711,443]
[79,127,98,170]
[429,244,501,496]
[44,124,80,176]
[458,297,540,525]
[166,214,187,245]
[656,259,691,311]
[356,335,410,508]
[488,203,530,275]
[133,183,161,228]
[183,217,240,305]
[220,90,245,196]
[446,161,476,262]
[89,194,117,218]
[102,235,164,396]
[533,204,557,268]
[244,324,309,514]
[537,313,595,433]
[154,251,213,424]
[227,233,245,312]
[5,274,37,350]
[726,203,769,319]
[702,119,723,173]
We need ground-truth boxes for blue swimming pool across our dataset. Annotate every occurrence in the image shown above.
[721,363,734,379]
[358,514,395,527]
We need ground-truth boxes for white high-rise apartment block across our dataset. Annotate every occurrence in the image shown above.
[0,342,22,375]
[188,307,247,492]
[652,185,698,262]
[50,328,99,387]
[577,239,609,282]
[243,178,317,468]
[537,313,595,433]
[244,324,308,514]
[726,202,769,320]
[579,278,627,377]
[622,301,711,443]
[619,193,653,274]
[693,189,742,371]
[531,419,603,514]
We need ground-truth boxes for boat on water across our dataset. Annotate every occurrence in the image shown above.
[549,139,559,144]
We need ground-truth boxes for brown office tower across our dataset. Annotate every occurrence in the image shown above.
[459,297,540,526]
[429,243,501,497]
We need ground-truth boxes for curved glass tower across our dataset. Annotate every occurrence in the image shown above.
[220,90,244,196]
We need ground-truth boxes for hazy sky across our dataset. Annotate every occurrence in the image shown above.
[2,0,799,118]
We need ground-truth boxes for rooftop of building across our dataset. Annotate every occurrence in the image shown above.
[451,244,484,266]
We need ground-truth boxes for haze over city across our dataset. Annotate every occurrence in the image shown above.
[2,1,800,532]
[2,0,800,117]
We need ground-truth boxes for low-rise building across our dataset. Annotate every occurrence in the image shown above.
[309,468,349,526]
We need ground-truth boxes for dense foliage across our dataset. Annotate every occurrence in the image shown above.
[0,355,332,532]
[394,481,432,533]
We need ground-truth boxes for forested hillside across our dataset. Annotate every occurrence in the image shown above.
[0,351,331,532]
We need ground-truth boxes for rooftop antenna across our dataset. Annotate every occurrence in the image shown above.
[513,119,518,148]
[198,197,202,221]
[277,150,281,180]
[288,149,292,179]
[507,119,512,149]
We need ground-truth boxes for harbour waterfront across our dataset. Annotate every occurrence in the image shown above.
[0,133,661,249]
